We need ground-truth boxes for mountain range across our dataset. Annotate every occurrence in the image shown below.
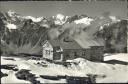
[0,10,127,55]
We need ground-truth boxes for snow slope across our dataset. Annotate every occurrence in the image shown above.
[1,54,128,83]
[104,53,128,62]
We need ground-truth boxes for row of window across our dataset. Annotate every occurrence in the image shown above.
[45,50,51,55]
[45,50,101,56]
[45,49,62,55]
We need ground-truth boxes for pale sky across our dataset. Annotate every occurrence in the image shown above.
[0,1,127,19]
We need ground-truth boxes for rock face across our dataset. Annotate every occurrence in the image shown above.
[1,71,8,78]
[0,11,127,55]
[15,69,40,84]
[97,20,127,53]
[0,11,48,55]
[1,64,19,71]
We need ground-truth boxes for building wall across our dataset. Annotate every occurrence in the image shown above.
[90,46,104,61]
[63,49,78,61]
[62,49,88,61]
[82,49,91,60]
[42,42,104,62]
[42,41,53,60]
[53,46,63,61]
[53,52,62,60]
[62,47,103,62]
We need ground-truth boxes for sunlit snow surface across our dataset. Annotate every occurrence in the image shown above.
[1,53,128,83]
[104,53,128,62]
[109,16,121,22]
[74,17,94,25]
[56,14,65,21]
[6,23,17,29]
[7,10,16,17]
[54,14,68,25]
[23,16,44,22]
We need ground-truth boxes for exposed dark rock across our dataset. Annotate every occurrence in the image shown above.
[97,20,127,53]
[103,60,128,65]
[40,75,59,80]
[1,64,18,71]
[15,69,40,84]
[66,76,92,84]
[87,74,106,82]
[43,58,54,63]
[40,75,94,83]
[1,71,8,78]
[3,58,16,61]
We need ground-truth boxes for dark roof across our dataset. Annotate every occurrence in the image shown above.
[44,28,103,49]
[45,29,82,49]
[48,39,82,49]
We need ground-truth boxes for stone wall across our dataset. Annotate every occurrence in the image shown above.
[53,46,63,61]
[62,49,91,61]
[62,49,82,61]
[82,49,91,60]
[90,46,104,61]
[52,46,104,62]
[53,52,61,60]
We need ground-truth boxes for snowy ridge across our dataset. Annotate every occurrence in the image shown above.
[54,14,69,25]
[109,16,120,22]
[7,10,17,17]
[23,16,44,23]
[7,10,44,23]
[6,10,121,27]
[74,17,94,26]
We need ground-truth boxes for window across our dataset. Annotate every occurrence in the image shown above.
[46,43,49,47]
[63,37,72,42]
[74,52,77,57]
[66,54,70,58]
[82,51,86,56]
[56,46,62,52]
[45,50,50,55]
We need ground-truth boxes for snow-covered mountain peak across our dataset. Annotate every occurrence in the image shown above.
[7,10,21,19]
[54,13,69,25]
[56,14,65,21]
[7,10,17,17]
[7,10,44,22]
[109,16,120,22]
[74,17,94,26]
[23,16,44,22]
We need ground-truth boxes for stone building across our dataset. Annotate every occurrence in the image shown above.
[42,36,104,62]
